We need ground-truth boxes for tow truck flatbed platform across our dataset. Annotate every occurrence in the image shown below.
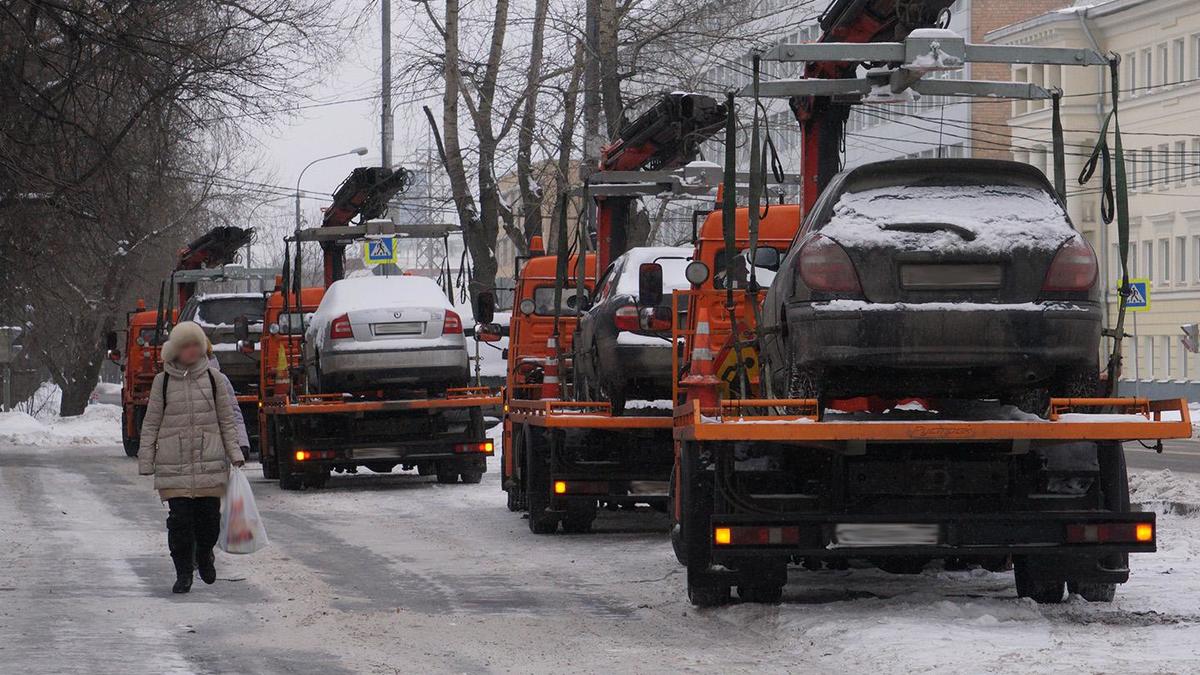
[269,387,501,416]
[672,398,1193,443]
[508,399,673,430]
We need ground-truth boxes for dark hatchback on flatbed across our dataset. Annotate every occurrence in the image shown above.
[760,158,1101,410]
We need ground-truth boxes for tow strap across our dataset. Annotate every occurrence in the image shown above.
[1078,57,1130,397]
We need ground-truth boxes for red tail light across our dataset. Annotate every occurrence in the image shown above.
[798,235,862,294]
[329,314,353,340]
[1042,236,1098,292]
[443,310,463,334]
[614,304,640,331]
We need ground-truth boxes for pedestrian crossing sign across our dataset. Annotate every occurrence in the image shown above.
[1124,278,1150,312]
[364,237,396,265]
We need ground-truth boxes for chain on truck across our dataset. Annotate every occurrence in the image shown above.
[660,0,1193,607]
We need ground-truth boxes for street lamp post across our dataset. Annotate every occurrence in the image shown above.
[294,147,369,235]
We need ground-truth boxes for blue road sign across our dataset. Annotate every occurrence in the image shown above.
[1125,278,1149,312]
[364,237,396,265]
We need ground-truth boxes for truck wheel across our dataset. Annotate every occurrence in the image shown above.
[737,584,783,604]
[688,584,730,607]
[435,462,459,484]
[525,428,559,534]
[1067,581,1116,602]
[279,471,303,491]
[459,465,484,484]
[122,407,141,457]
[561,502,597,534]
[682,441,728,606]
[123,437,139,458]
[1014,557,1065,604]
[669,463,687,566]
[306,470,330,489]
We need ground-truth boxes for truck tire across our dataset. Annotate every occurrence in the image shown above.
[435,462,459,484]
[737,584,783,604]
[123,437,139,458]
[1065,441,1129,603]
[669,462,687,566]
[279,469,303,491]
[122,407,141,457]
[459,464,484,484]
[561,501,597,534]
[682,441,729,607]
[1014,557,1065,604]
[525,428,559,534]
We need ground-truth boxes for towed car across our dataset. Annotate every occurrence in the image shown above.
[760,158,1101,413]
[303,275,469,395]
[573,246,692,412]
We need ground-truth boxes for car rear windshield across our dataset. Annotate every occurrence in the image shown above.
[532,286,585,315]
[197,297,264,326]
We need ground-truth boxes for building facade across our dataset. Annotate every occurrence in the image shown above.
[988,0,1200,393]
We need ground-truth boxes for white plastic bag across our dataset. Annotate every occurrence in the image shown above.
[218,467,268,554]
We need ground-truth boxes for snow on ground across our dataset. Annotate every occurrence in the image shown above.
[1132,469,1200,508]
[0,382,122,447]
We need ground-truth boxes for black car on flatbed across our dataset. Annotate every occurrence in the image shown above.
[760,158,1101,413]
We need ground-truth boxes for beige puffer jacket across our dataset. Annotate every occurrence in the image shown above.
[137,355,245,500]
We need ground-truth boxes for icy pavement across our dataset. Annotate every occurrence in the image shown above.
[2,436,1200,673]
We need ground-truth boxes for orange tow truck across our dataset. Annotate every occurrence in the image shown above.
[666,0,1190,607]
[251,167,500,490]
[107,300,174,457]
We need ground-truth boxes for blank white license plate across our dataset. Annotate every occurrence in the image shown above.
[373,321,423,336]
[833,523,940,547]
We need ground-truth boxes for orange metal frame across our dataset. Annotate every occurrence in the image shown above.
[508,399,672,430]
[275,387,501,416]
[672,397,1193,443]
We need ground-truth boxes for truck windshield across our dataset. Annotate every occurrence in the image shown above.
[533,286,584,315]
[197,297,265,326]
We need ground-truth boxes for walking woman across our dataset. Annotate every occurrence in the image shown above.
[138,321,245,593]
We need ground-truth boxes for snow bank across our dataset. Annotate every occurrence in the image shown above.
[822,184,1074,255]
[1131,470,1200,509]
[0,405,121,448]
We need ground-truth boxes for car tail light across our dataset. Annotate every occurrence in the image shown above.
[614,304,640,331]
[329,314,353,340]
[798,235,862,294]
[443,310,463,334]
[1042,236,1098,292]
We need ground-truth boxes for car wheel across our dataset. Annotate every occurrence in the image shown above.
[785,357,823,417]
[1054,366,1100,399]
[1006,387,1050,417]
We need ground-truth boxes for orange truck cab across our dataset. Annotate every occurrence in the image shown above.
[671,204,801,401]
[112,303,175,457]
[256,285,325,482]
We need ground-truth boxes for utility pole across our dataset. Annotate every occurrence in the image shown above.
[381,0,394,170]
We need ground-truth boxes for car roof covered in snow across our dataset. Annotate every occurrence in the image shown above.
[315,275,453,318]
[614,246,693,294]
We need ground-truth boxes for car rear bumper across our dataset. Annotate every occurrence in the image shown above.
[319,346,469,388]
[787,300,1100,370]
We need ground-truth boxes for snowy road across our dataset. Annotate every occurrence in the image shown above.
[3,442,1200,674]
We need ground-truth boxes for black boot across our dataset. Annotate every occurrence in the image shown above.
[173,573,193,594]
[197,549,216,584]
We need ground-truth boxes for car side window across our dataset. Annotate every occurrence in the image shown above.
[596,262,619,301]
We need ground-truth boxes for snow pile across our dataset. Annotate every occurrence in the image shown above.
[822,184,1074,254]
[0,383,121,447]
[1131,470,1200,509]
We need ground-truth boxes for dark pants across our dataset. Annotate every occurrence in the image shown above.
[166,497,220,577]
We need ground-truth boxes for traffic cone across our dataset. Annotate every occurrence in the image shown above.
[543,336,561,399]
[274,343,289,396]
[682,306,720,409]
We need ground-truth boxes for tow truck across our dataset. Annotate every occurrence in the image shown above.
[664,0,1192,606]
[252,167,499,490]
[107,226,261,457]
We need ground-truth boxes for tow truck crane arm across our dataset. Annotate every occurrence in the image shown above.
[593,92,727,269]
[173,225,254,308]
[792,0,955,211]
[316,166,413,286]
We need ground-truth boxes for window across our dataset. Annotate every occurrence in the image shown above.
[1195,34,1200,79]
[1131,242,1139,276]
[1143,147,1155,187]
[1178,236,1187,284]
[1111,244,1121,282]
[1174,39,1186,84]
[1164,336,1172,378]
[1147,336,1155,378]
[1145,241,1154,280]
[1160,239,1170,283]
[1127,52,1138,93]
[1143,49,1153,91]
[1176,140,1188,184]
[1127,149,1139,187]
[1159,144,1171,186]
[1192,138,1200,180]
[1195,236,1200,281]
[1157,44,1169,87]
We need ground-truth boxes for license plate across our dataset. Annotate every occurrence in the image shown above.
[900,264,1002,289]
[833,523,940,547]
[372,321,423,336]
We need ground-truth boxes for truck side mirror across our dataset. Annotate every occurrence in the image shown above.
[476,291,495,325]
[233,315,250,343]
[105,331,118,351]
[638,262,664,307]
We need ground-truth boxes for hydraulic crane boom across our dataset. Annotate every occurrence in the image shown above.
[316,166,412,286]
[792,0,955,211]
[174,226,254,308]
[594,93,727,269]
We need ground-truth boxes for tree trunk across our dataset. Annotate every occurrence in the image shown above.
[515,0,550,246]
[597,0,624,137]
[550,41,586,251]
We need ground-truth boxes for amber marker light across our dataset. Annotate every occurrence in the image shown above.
[553,481,567,494]
[1136,523,1154,542]
[714,527,732,545]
